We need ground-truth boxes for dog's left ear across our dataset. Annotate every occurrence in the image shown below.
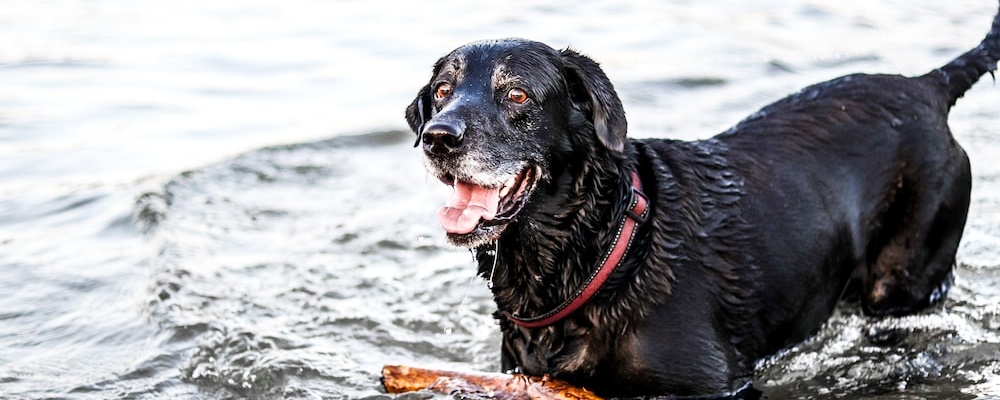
[561,49,627,153]
[405,84,433,147]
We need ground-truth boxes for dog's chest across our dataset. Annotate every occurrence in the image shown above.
[503,322,647,376]
[503,324,664,393]
[502,324,600,374]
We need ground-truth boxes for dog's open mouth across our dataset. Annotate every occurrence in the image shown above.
[437,167,536,243]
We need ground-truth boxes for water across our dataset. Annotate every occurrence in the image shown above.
[2,0,999,398]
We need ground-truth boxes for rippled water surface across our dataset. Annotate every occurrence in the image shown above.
[3,0,1000,398]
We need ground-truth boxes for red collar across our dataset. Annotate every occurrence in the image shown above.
[504,170,649,328]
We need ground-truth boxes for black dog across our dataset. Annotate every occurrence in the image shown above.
[405,4,1000,398]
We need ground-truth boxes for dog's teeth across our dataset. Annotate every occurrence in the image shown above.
[499,176,517,198]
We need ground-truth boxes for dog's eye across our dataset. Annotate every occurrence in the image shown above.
[434,83,453,100]
[507,88,529,104]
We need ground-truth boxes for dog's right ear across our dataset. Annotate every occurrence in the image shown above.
[560,49,627,153]
[405,84,433,147]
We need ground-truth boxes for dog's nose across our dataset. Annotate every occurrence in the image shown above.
[422,121,464,155]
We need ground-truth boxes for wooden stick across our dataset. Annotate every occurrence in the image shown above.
[381,364,604,400]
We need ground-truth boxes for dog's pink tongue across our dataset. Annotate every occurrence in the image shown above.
[438,181,500,234]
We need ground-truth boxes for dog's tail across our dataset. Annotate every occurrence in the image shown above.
[927,2,1000,107]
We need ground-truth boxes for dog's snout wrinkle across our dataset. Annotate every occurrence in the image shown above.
[422,121,465,155]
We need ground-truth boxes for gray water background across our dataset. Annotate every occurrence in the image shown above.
[3,0,1000,398]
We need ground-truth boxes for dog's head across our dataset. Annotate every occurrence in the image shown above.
[406,38,627,247]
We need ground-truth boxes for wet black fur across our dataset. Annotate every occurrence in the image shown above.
[405,6,1000,398]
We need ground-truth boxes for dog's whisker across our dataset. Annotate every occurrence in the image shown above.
[487,241,499,290]
[448,262,481,336]
[447,244,500,335]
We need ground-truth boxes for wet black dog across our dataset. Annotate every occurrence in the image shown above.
[405,5,1000,398]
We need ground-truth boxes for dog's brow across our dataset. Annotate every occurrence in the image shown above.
[438,56,466,82]
[491,63,512,89]
[491,62,527,93]
[492,51,563,97]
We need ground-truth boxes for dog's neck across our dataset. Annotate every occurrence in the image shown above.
[474,145,642,326]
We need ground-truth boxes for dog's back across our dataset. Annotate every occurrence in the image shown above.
[709,5,1000,357]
